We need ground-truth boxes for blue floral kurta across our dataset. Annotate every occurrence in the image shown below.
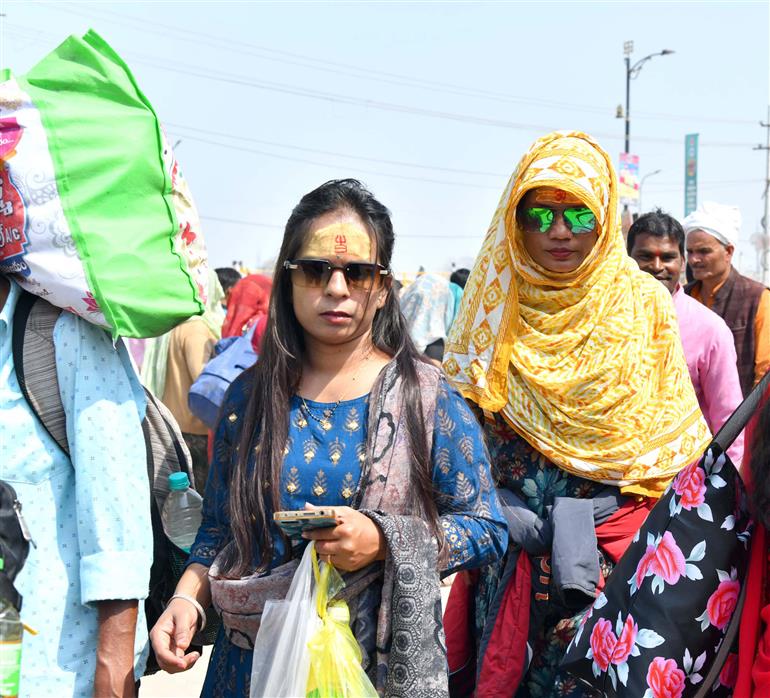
[188,366,507,697]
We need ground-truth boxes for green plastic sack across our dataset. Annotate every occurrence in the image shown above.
[305,547,378,698]
[0,30,208,338]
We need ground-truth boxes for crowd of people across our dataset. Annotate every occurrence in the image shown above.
[3,129,769,698]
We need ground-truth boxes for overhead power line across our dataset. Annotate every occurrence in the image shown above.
[2,25,762,187]
[126,54,757,148]
[646,177,763,188]
[166,121,764,190]
[200,214,483,239]
[39,1,757,127]
[200,216,281,230]
[187,127,759,199]
[166,122,506,177]
[5,25,592,142]
[169,132,503,190]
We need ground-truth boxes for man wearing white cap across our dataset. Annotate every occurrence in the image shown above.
[683,201,770,397]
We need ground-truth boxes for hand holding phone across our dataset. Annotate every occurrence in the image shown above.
[273,508,339,539]
[299,506,387,573]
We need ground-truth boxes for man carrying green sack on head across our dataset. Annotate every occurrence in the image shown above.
[0,29,211,696]
[0,29,209,340]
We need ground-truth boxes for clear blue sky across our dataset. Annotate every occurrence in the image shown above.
[2,1,768,277]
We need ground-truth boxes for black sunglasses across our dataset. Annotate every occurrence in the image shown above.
[283,258,390,290]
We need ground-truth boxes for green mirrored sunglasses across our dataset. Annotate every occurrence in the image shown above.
[524,206,597,235]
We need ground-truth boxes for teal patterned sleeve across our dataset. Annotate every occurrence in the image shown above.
[432,378,508,573]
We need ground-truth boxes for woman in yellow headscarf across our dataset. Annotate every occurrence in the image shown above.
[442,131,710,696]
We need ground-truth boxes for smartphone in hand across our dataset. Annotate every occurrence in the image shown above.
[273,508,338,539]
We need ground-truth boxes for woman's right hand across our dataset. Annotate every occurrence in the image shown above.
[149,598,202,673]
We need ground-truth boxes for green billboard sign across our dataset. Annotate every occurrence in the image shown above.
[685,134,698,215]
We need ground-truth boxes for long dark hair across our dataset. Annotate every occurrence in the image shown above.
[749,386,770,530]
[219,179,440,577]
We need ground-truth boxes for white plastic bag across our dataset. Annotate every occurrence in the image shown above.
[250,542,321,697]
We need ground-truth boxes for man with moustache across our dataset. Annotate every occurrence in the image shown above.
[683,201,770,397]
[628,209,744,466]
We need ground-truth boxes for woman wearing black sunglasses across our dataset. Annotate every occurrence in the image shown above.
[149,178,506,697]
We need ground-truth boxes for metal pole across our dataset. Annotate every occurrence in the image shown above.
[625,57,631,154]
[762,106,770,286]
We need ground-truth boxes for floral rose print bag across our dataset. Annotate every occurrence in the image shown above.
[562,370,770,698]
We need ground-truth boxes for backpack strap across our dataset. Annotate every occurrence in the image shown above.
[141,388,194,513]
[11,291,70,456]
[712,368,770,453]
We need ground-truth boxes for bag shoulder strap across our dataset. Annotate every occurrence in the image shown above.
[141,387,194,512]
[11,291,70,456]
[713,368,770,452]
[691,371,770,695]
[692,576,747,698]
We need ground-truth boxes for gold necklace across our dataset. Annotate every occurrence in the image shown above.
[298,350,373,431]
[299,396,340,432]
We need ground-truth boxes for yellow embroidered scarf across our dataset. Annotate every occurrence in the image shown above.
[444,131,710,496]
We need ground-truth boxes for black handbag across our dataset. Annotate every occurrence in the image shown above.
[0,481,33,612]
[561,369,770,697]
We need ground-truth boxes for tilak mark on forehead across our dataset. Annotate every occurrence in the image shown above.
[301,222,372,261]
[529,188,586,206]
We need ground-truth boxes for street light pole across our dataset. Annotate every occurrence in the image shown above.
[621,42,675,156]
[623,41,633,154]
[624,61,631,153]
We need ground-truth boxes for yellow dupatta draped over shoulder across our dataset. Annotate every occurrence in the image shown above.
[444,131,710,496]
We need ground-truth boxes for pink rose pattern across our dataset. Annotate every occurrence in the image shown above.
[589,618,615,671]
[611,615,638,665]
[585,612,663,688]
[649,533,687,583]
[706,579,740,630]
[672,461,707,510]
[634,531,687,588]
[646,657,686,698]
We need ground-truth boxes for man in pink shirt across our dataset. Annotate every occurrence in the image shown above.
[628,209,744,466]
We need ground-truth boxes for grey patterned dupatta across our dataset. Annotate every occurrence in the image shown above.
[209,360,449,698]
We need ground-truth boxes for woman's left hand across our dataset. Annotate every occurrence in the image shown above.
[302,505,386,571]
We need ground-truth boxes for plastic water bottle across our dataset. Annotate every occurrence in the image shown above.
[0,587,22,698]
[161,472,203,553]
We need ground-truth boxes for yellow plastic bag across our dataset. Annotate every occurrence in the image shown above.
[305,547,378,698]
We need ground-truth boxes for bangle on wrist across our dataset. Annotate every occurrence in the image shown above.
[168,593,207,632]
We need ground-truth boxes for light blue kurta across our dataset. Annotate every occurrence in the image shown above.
[1,279,153,697]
